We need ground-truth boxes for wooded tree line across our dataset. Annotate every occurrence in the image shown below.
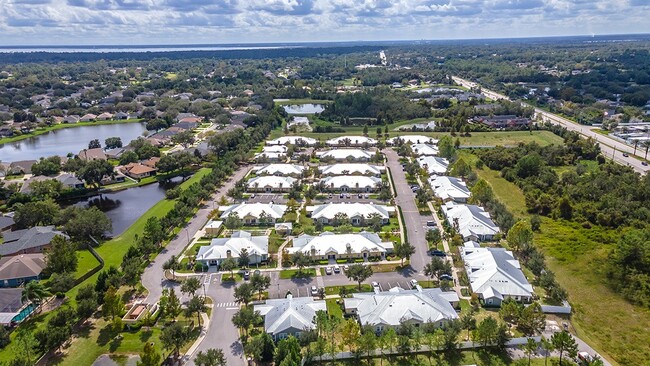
[475,136,650,306]
[319,87,432,122]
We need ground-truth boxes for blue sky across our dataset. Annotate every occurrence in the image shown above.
[1,0,649,45]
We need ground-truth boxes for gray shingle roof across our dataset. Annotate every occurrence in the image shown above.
[0,226,67,256]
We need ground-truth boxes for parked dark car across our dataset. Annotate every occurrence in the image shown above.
[428,249,447,257]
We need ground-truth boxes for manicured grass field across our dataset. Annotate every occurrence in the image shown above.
[74,249,101,280]
[0,119,143,144]
[325,298,344,319]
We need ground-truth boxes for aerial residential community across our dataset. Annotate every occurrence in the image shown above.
[1,4,650,366]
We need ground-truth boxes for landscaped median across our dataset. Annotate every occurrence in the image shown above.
[279,268,317,279]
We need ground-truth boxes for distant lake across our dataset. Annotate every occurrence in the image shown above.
[0,123,147,162]
[72,178,181,237]
[283,104,325,114]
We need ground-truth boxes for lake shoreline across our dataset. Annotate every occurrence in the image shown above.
[0,118,143,145]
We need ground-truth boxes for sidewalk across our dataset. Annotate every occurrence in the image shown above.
[182,312,211,363]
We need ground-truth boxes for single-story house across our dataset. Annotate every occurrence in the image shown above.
[63,115,80,124]
[141,157,160,168]
[204,220,223,236]
[462,247,533,306]
[113,112,129,120]
[96,112,113,121]
[307,203,394,225]
[0,288,27,326]
[0,254,46,288]
[79,113,97,122]
[326,136,377,147]
[246,176,297,193]
[316,149,372,162]
[344,287,459,333]
[7,160,37,175]
[78,148,107,161]
[219,203,288,225]
[318,176,382,192]
[100,172,126,185]
[121,163,157,179]
[176,112,199,122]
[196,231,268,267]
[411,143,439,156]
[416,156,449,175]
[255,152,287,162]
[0,226,68,256]
[105,148,125,159]
[288,232,394,261]
[387,135,437,145]
[442,202,500,241]
[256,164,305,177]
[319,164,384,177]
[429,176,471,203]
[56,173,85,189]
[0,216,15,233]
[266,136,318,146]
[255,294,327,340]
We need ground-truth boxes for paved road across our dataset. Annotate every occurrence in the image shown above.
[383,148,431,273]
[452,76,649,175]
[141,165,251,303]
[186,275,244,366]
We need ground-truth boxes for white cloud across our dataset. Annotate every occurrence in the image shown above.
[0,0,648,44]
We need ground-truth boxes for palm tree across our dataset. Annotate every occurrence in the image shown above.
[21,281,50,306]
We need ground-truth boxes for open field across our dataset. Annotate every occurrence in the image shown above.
[0,119,143,144]
[472,158,650,365]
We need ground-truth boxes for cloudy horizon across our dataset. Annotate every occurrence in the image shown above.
[1,0,649,46]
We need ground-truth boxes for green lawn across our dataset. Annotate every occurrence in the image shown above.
[279,268,316,279]
[324,284,373,296]
[0,119,143,144]
[325,299,344,319]
[535,219,650,366]
[473,158,649,365]
[74,249,101,280]
[393,130,563,147]
[0,168,212,363]
[474,166,528,219]
[222,273,244,282]
[56,318,197,366]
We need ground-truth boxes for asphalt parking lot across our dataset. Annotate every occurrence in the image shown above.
[242,193,288,204]
[314,193,387,204]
